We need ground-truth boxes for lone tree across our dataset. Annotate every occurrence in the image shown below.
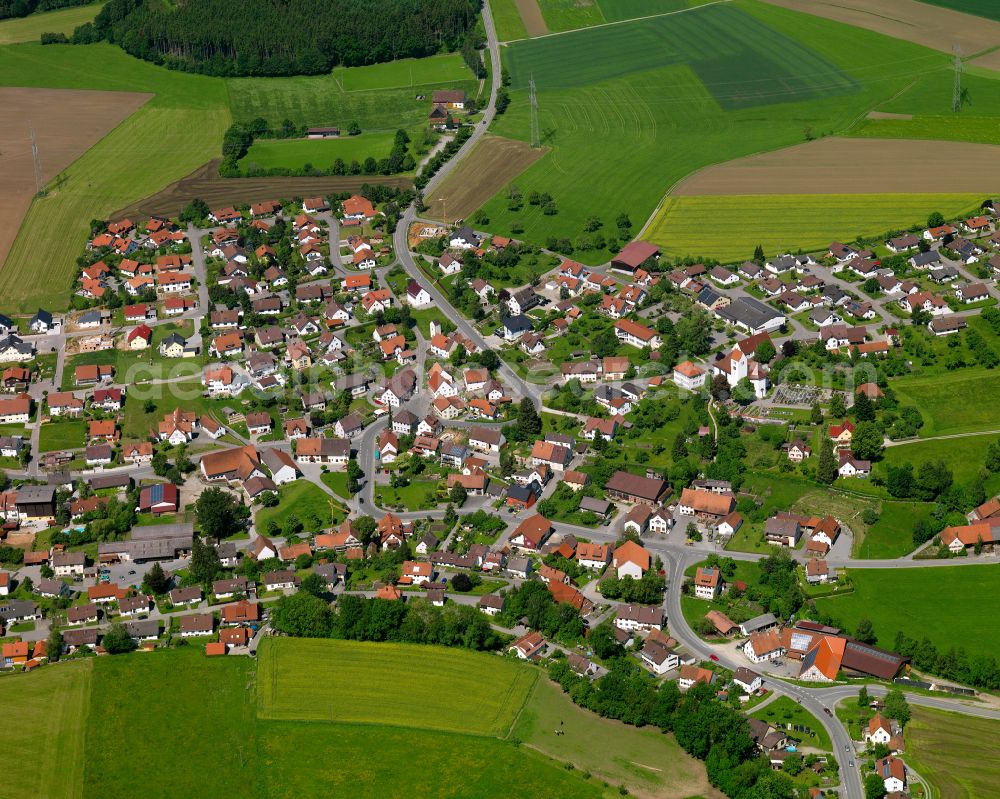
[817,435,838,485]
[190,536,222,585]
[143,562,170,596]
[754,339,776,364]
[449,483,468,507]
[515,397,541,439]
[195,488,249,541]
[47,627,63,663]
[855,617,878,645]
[852,421,884,462]
[830,392,847,419]
[853,389,875,422]
[883,689,911,727]
[102,623,137,655]
[864,773,887,799]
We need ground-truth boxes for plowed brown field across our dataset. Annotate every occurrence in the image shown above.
[424,134,545,223]
[671,137,1000,195]
[0,86,150,267]
[761,0,1000,56]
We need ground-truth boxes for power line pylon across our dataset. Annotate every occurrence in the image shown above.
[29,123,43,195]
[529,75,540,149]
[953,43,963,113]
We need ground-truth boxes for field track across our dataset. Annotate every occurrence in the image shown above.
[0,87,150,271]
[113,159,412,218]
[514,0,549,36]
[760,0,1000,56]
[671,137,1000,195]
[424,134,546,222]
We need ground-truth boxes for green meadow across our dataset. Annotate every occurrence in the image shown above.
[891,369,1000,436]
[241,130,408,172]
[0,660,91,799]
[227,52,477,130]
[0,2,104,45]
[906,705,1000,799]
[0,639,618,798]
[479,0,950,261]
[917,0,1000,21]
[814,565,1000,660]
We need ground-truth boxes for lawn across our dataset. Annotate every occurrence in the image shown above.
[477,0,951,261]
[861,501,934,559]
[241,130,408,172]
[62,325,199,389]
[0,2,104,45]
[256,720,604,799]
[814,565,1000,660]
[256,638,538,737]
[0,43,230,312]
[0,659,90,799]
[227,53,476,130]
[375,478,443,511]
[510,676,715,798]
[905,705,1000,799]
[38,419,86,452]
[648,193,982,262]
[320,470,351,500]
[254,480,343,533]
[120,378,225,440]
[84,647,256,798]
[891,369,1000,436]
[750,695,832,752]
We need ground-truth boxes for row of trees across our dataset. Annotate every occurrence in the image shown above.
[77,0,481,77]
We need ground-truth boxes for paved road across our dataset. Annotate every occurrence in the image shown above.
[421,0,501,198]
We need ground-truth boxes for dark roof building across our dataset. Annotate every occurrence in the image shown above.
[604,471,670,504]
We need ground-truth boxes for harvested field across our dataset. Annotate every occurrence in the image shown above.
[671,138,1000,195]
[424,134,546,222]
[514,0,549,36]
[759,0,1000,56]
[113,159,412,219]
[866,111,912,120]
[0,86,150,270]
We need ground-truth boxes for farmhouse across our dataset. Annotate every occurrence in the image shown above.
[604,471,669,505]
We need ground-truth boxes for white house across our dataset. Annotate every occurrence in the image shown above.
[406,280,432,308]
[640,639,679,676]
[673,360,705,391]
[743,630,786,663]
[614,603,663,632]
[865,714,893,746]
[732,667,762,695]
